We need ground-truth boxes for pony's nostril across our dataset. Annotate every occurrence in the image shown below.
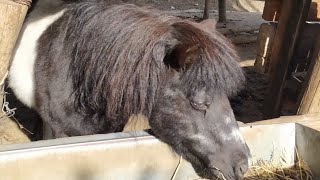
[234,160,249,178]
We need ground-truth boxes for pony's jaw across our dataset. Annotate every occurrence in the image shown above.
[150,88,250,180]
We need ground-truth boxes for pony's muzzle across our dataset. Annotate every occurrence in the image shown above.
[234,159,249,179]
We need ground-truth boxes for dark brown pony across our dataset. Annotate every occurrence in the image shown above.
[10,0,250,179]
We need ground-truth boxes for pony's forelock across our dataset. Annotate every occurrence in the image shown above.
[66,2,244,122]
[171,22,245,97]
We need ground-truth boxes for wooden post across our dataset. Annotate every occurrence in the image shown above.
[297,38,320,114]
[263,0,320,22]
[262,0,283,21]
[0,0,31,104]
[254,22,277,75]
[203,0,210,20]
[263,0,311,119]
[218,0,226,22]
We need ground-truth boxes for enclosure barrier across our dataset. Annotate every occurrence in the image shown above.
[254,0,320,118]
[0,0,31,106]
[263,0,312,118]
[0,0,32,144]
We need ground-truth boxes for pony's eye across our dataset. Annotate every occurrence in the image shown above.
[190,101,207,111]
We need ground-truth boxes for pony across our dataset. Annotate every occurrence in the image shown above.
[9,0,250,179]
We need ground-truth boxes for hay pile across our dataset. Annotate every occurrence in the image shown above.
[0,112,31,145]
[244,160,314,180]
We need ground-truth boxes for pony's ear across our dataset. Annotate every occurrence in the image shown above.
[153,40,200,69]
[179,44,201,67]
[152,39,177,62]
[153,41,167,62]
[196,19,217,33]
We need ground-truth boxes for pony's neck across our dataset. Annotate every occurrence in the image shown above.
[37,0,64,7]
[27,0,66,22]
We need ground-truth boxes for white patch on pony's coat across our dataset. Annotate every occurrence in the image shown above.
[225,116,232,124]
[8,2,65,108]
[230,127,246,144]
[192,134,210,144]
[123,114,150,132]
[221,117,246,144]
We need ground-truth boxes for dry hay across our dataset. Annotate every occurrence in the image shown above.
[186,159,314,180]
[244,160,314,180]
[0,111,30,145]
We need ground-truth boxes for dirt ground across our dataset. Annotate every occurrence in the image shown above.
[0,0,268,145]
[124,0,265,12]
[231,44,268,123]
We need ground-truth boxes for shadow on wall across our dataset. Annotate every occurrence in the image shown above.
[233,0,265,12]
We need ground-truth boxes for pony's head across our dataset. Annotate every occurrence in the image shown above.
[149,20,250,179]
[63,3,249,178]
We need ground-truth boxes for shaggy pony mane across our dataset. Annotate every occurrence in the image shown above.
[64,1,244,121]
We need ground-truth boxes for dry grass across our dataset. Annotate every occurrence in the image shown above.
[0,111,30,145]
[244,160,314,180]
